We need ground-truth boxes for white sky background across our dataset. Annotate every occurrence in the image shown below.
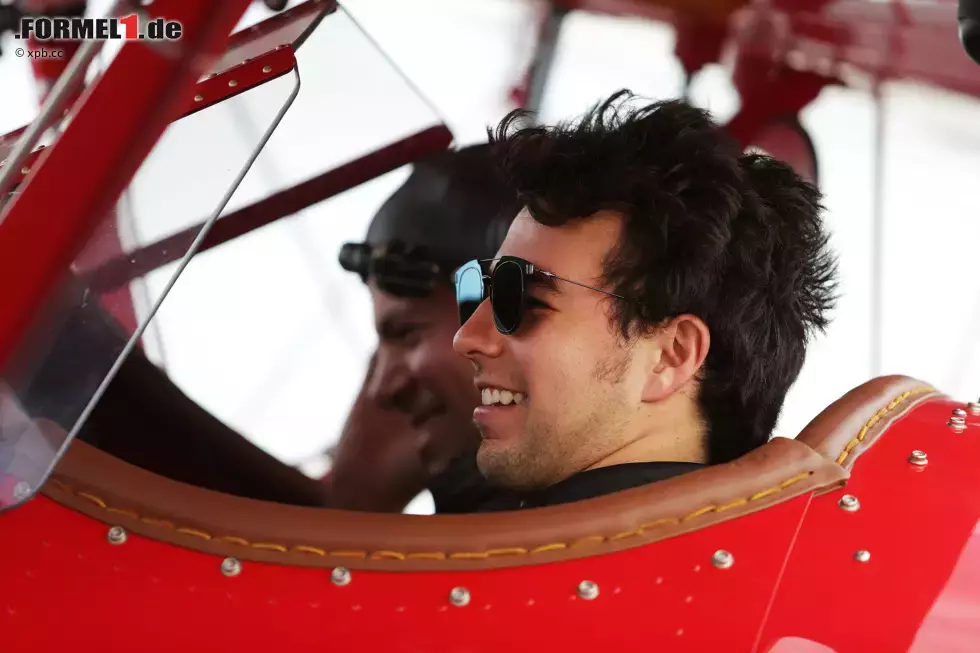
[2,1,980,511]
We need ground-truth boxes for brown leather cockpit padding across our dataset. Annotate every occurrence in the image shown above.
[795,375,942,472]
[43,436,844,571]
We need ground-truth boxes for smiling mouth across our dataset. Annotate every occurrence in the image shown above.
[480,387,526,406]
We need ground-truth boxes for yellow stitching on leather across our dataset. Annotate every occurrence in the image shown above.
[639,517,680,529]
[750,487,780,501]
[51,468,817,562]
[532,543,568,554]
[105,507,139,519]
[406,552,447,560]
[484,547,529,557]
[293,545,327,556]
[835,387,936,465]
[252,543,289,552]
[716,498,749,512]
[780,472,812,488]
[610,529,642,541]
[77,491,106,508]
[682,505,717,520]
[141,517,175,528]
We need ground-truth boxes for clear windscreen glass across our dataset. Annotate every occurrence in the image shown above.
[0,58,300,512]
[94,4,450,482]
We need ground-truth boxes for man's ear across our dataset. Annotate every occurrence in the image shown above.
[641,314,710,403]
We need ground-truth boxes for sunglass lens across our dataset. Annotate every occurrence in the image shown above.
[491,260,524,333]
[455,260,484,325]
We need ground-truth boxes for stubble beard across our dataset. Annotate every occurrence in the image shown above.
[475,348,636,491]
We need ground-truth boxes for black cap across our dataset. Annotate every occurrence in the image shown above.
[339,143,520,296]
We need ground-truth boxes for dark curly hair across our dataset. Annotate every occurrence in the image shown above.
[487,90,839,464]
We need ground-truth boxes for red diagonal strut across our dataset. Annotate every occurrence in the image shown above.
[0,0,253,369]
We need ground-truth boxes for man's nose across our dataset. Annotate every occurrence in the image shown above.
[452,299,503,361]
[365,351,415,412]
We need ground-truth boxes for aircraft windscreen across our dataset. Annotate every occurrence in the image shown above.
[0,1,451,512]
[72,4,452,485]
[0,35,301,512]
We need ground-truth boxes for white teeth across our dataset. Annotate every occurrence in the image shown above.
[480,387,526,406]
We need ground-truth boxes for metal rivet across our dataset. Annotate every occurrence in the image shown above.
[909,450,928,466]
[711,549,734,569]
[20,167,30,174]
[107,526,127,545]
[948,418,967,432]
[838,495,860,512]
[952,408,967,418]
[968,401,980,416]
[228,79,238,87]
[449,587,470,607]
[330,567,351,586]
[220,557,242,577]
[12,481,31,501]
[577,580,599,600]
[854,550,871,563]
[262,65,272,73]
[193,94,203,102]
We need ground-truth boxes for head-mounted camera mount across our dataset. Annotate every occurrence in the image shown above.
[338,240,451,298]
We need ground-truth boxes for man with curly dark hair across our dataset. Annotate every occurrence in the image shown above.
[453,90,839,510]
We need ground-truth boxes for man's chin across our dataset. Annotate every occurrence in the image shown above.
[475,442,524,487]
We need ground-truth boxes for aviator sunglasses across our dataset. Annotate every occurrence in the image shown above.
[453,256,627,334]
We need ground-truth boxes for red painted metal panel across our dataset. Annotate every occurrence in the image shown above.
[0,0,253,370]
[733,1,980,98]
[0,126,28,163]
[0,47,296,191]
[0,490,810,650]
[756,397,980,652]
[186,45,296,117]
[209,0,336,77]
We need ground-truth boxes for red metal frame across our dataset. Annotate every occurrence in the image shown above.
[745,1,978,98]
[0,127,29,165]
[517,0,977,149]
[209,0,336,77]
[0,47,296,193]
[0,0,254,370]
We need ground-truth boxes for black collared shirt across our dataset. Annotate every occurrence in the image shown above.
[474,461,705,512]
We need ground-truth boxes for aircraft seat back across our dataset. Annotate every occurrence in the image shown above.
[793,375,940,471]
